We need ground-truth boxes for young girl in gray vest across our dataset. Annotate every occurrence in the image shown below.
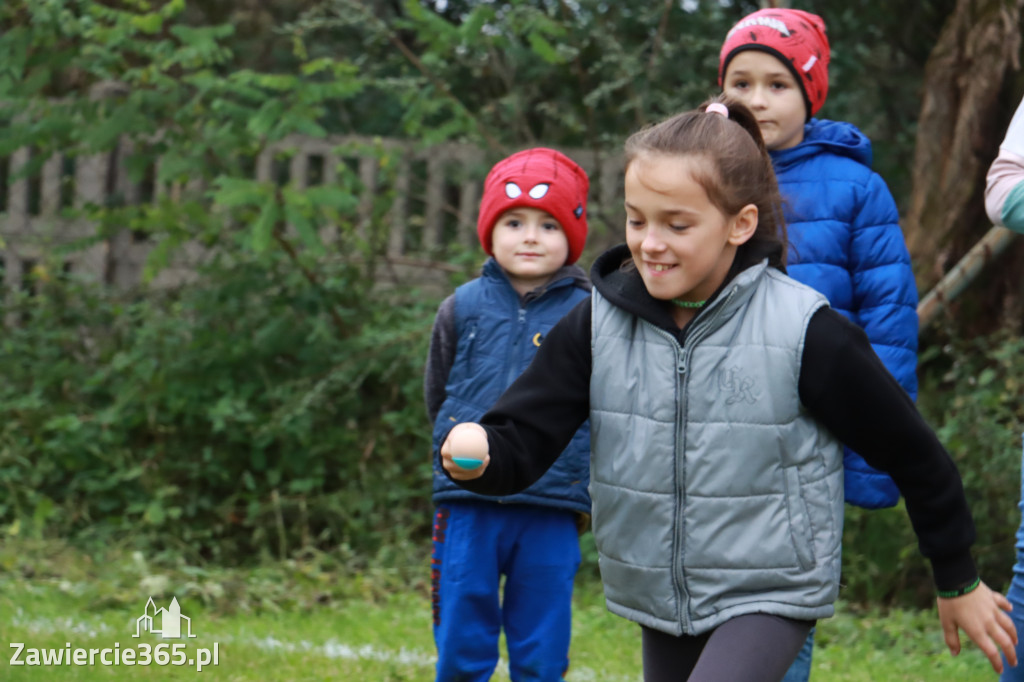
[438,99,1018,681]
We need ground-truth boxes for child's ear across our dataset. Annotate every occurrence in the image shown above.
[727,204,759,246]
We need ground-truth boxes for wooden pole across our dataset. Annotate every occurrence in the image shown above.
[917,225,1018,329]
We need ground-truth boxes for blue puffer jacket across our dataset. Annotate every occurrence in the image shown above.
[431,259,592,513]
[772,118,919,509]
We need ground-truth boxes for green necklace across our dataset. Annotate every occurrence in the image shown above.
[672,298,706,309]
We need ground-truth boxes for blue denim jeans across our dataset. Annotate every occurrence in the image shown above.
[781,628,813,682]
[1000,435,1024,681]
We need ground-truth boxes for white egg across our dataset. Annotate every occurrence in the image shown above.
[449,425,488,469]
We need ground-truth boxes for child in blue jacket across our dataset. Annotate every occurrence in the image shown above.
[718,8,920,679]
[424,147,592,682]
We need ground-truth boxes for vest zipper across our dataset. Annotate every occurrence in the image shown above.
[645,323,690,633]
[652,286,738,634]
[674,340,689,633]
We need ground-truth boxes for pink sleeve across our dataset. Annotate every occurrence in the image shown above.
[985,149,1024,226]
[986,98,1024,228]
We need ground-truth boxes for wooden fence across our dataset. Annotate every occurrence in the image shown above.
[0,134,626,294]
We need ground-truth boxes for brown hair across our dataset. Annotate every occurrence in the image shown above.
[623,96,787,267]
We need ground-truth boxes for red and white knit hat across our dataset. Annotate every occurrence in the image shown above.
[718,8,830,119]
[477,148,590,265]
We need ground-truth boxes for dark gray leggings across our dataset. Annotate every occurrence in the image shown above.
[641,614,815,682]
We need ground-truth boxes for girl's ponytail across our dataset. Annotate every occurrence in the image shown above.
[700,97,767,155]
[700,97,787,267]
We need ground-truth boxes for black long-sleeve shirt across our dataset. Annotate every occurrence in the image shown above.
[454,244,977,591]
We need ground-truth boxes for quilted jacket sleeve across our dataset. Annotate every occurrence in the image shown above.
[847,173,919,399]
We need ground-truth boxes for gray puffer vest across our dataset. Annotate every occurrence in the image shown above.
[589,261,844,636]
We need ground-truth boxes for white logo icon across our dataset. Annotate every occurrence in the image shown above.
[504,182,550,200]
[133,597,197,639]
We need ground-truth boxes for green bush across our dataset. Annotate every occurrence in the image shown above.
[0,252,443,564]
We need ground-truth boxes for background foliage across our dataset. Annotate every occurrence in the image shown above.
[0,0,1020,611]
[0,251,440,566]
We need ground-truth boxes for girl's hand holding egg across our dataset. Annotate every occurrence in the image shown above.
[441,423,491,480]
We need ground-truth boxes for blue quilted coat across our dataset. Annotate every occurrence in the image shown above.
[772,119,919,509]
[431,259,592,514]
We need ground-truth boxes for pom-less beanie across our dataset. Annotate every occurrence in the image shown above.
[718,8,830,119]
[477,148,590,265]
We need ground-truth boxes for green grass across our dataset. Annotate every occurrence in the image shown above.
[0,540,1005,680]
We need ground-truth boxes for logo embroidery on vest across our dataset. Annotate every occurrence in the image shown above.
[719,366,759,405]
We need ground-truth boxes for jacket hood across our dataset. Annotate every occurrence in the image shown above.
[590,238,783,336]
[771,118,873,171]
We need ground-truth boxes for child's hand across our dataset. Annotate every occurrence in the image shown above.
[441,423,490,480]
[936,580,1017,673]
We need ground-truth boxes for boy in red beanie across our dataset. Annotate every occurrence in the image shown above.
[719,8,920,681]
[424,147,592,681]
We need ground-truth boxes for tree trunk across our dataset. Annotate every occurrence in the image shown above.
[904,0,1023,298]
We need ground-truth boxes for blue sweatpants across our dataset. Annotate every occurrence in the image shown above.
[431,501,581,682]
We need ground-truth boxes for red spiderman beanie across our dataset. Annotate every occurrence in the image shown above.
[477,148,590,265]
[718,8,830,120]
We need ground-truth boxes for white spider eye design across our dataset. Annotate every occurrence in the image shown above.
[505,182,522,199]
[529,183,550,199]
